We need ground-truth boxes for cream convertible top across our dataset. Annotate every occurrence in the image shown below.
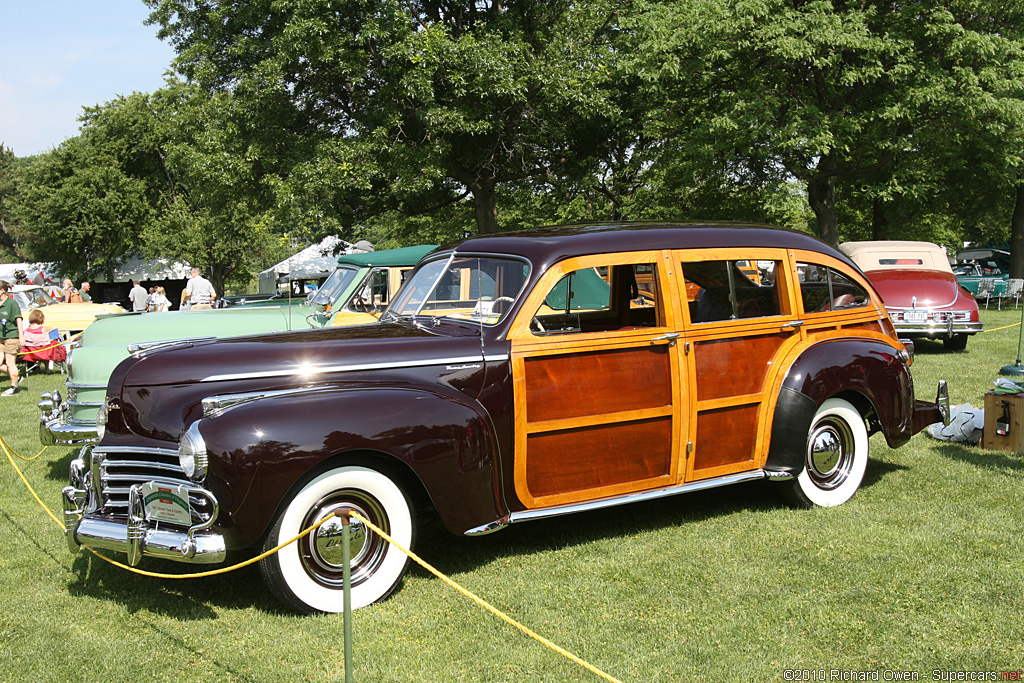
[839,240,954,274]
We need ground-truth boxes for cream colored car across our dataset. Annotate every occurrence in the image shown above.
[10,285,125,333]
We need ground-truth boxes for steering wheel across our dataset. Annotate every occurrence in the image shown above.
[490,296,515,315]
[530,317,547,333]
[352,295,371,313]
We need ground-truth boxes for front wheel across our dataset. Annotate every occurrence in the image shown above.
[781,398,868,508]
[260,465,414,614]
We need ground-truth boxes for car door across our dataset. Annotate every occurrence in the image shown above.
[674,249,804,481]
[506,251,688,509]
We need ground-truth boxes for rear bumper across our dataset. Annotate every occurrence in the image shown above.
[892,320,983,337]
[911,380,951,434]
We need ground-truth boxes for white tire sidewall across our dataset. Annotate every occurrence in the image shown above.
[275,466,412,611]
[796,398,868,507]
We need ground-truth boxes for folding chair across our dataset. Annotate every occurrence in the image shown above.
[1004,279,1023,310]
[20,328,67,376]
[975,278,996,309]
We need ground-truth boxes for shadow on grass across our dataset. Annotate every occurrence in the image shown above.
[933,441,1024,473]
[65,548,285,618]
[60,453,913,619]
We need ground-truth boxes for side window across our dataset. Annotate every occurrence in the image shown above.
[682,259,782,323]
[798,263,870,312]
[532,262,661,335]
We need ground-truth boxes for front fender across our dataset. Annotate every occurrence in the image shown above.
[196,385,503,548]
[764,337,914,474]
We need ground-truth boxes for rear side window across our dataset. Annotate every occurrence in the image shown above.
[681,259,782,323]
[798,263,870,313]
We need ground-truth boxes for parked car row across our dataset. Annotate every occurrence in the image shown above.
[55,222,949,614]
[39,245,435,445]
[10,284,124,333]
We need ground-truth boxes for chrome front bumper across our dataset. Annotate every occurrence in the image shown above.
[62,446,226,565]
[38,391,99,446]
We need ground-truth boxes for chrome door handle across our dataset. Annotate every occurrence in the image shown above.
[651,332,680,346]
[781,320,804,330]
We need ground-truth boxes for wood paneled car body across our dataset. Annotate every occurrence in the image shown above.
[62,223,949,614]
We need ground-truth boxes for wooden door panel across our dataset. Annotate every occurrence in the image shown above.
[693,334,788,401]
[693,404,758,471]
[525,417,673,498]
[524,346,672,423]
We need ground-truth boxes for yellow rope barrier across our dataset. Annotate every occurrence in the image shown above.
[13,331,81,356]
[3,434,625,682]
[0,434,47,461]
[983,322,1021,333]
[348,510,626,683]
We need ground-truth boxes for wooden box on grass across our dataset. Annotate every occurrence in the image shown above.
[983,390,1024,453]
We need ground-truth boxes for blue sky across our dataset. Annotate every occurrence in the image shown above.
[0,0,176,157]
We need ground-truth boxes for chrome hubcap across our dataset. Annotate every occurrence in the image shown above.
[806,417,854,490]
[301,491,387,588]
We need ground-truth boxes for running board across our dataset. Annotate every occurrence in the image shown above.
[465,470,768,536]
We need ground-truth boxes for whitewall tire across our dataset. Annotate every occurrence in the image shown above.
[260,465,414,614]
[785,398,869,508]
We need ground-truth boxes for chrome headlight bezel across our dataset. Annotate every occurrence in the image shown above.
[178,421,208,482]
[95,402,109,440]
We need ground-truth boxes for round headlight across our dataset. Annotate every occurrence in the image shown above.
[178,422,208,482]
[95,402,108,440]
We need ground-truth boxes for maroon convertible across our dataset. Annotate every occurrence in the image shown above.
[63,223,949,613]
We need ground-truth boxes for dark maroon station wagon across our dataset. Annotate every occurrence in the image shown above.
[62,223,949,613]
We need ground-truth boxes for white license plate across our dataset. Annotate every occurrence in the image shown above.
[904,309,928,323]
[139,481,192,526]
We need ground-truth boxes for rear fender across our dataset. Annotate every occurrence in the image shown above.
[195,385,503,547]
[764,338,914,474]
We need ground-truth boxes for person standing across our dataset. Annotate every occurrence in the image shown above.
[128,280,148,312]
[0,280,25,396]
[183,267,217,310]
[151,286,171,312]
[62,278,83,303]
[79,282,92,302]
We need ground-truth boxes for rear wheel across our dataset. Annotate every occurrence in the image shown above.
[782,398,868,508]
[260,465,414,614]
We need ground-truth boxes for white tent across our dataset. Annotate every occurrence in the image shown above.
[90,254,192,283]
[257,236,371,293]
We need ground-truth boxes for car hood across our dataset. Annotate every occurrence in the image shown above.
[106,321,487,442]
[863,269,967,309]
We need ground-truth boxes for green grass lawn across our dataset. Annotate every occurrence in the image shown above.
[2,311,1022,682]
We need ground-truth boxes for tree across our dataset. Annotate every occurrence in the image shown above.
[626,0,1024,246]
[146,0,623,235]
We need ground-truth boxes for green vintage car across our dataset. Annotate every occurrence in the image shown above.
[38,245,434,445]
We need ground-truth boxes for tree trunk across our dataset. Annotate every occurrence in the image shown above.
[1011,175,1024,279]
[871,198,889,241]
[472,181,500,234]
[807,153,839,246]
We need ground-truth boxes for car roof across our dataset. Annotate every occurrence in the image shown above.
[335,244,437,268]
[839,240,953,274]
[436,221,850,271]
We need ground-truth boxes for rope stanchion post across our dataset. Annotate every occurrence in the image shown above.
[339,509,355,683]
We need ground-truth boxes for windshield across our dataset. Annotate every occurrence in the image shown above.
[309,266,362,309]
[13,288,56,309]
[387,255,530,325]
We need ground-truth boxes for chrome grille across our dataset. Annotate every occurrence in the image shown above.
[93,447,213,522]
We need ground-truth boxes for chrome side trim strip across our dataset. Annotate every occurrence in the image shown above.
[201,355,487,382]
[64,381,106,390]
[202,387,322,418]
[465,470,767,535]
[128,336,218,355]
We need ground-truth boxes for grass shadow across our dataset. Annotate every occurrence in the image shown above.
[933,441,1024,473]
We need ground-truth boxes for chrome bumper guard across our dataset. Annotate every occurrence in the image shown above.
[62,447,226,565]
[38,391,99,446]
